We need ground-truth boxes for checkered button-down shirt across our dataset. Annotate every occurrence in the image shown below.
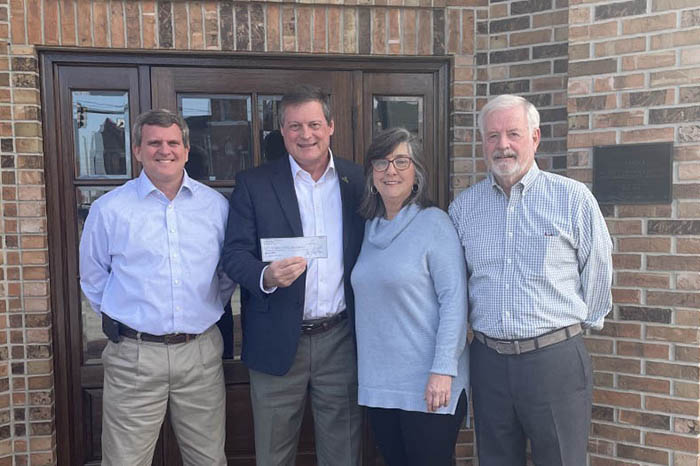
[448,164,613,340]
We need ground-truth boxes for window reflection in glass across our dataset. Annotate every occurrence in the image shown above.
[77,187,113,365]
[373,96,423,146]
[258,95,287,163]
[179,95,252,181]
[73,91,130,179]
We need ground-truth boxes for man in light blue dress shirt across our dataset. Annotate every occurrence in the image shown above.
[449,95,613,466]
[80,110,234,465]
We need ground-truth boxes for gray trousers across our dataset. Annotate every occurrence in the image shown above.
[248,318,362,466]
[101,325,226,466]
[471,334,593,466]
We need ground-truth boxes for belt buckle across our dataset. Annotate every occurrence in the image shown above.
[163,333,179,344]
[301,323,316,332]
[494,341,511,354]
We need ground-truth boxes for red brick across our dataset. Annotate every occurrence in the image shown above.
[593,356,641,375]
[652,28,700,51]
[613,254,641,270]
[10,0,25,44]
[616,341,669,360]
[173,2,188,49]
[648,291,700,308]
[328,7,341,53]
[77,0,92,46]
[110,1,124,48]
[618,375,670,394]
[203,1,219,49]
[619,204,672,217]
[676,346,700,363]
[372,8,386,54]
[584,337,613,355]
[646,325,700,344]
[592,422,640,442]
[612,288,641,304]
[297,6,311,53]
[621,127,675,144]
[417,9,431,55]
[282,6,295,52]
[266,4,280,52]
[619,409,670,430]
[622,51,676,71]
[617,443,669,464]
[26,0,41,44]
[387,8,400,55]
[646,361,699,381]
[92,1,108,47]
[461,10,474,55]
[618,237,671,253]
[312,7,326,53]
[43,0,59,44]
[645,431,700,453]
[616,272,669,288]
[594,389,642,409]
[622,12,676,34]
[595,37,646,58]
[59,0,76,45]
[596,110,644,128]
[188,2,203,50]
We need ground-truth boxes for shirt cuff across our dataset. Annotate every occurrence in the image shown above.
[259,266,277,294]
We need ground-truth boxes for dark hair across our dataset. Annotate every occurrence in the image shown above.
[279,85,332,127]
[358,127,432,219]
[132,109,190,148]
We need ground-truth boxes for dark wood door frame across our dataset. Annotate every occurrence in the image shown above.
[39,49,450,466]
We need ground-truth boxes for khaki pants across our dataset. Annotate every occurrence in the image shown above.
[101,325,226,466]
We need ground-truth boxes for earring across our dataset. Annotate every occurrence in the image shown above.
[412,183,418,193]
[370,185,378,195]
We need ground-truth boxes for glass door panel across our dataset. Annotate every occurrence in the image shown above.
[73,91,131,179]
[77,187,114,365]
[179,94,252,181]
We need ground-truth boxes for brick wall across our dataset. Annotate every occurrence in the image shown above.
[0,0,697,464]
[568,0,700,464]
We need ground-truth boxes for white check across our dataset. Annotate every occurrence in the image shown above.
[260,236,328,262]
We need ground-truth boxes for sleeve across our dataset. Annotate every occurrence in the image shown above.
[221,172,270,302]
[427,213,469,377]
[576,189,613,330]
[78,202,111,314]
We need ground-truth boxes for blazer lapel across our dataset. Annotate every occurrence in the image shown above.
[270,157,303,236]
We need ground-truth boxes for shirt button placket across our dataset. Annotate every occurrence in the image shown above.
[502,193,518,336]
[166,202,181,328]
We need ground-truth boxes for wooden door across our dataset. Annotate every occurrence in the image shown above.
[43,53,448,466]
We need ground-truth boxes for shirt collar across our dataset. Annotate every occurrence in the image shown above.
[489,162,540,195]
[288,149,337,183]
[136,169,194,200]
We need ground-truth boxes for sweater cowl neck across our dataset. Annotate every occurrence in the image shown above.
[366,203,422,249]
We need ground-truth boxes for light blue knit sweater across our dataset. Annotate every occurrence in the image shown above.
[351,204,469,414]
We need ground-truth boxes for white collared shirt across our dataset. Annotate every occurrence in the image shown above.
[79,170,235,334]
[290,152,346,319]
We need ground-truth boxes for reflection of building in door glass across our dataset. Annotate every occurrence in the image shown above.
[181,95,252,181]
[72,90,130,178]
[373,96,424,146]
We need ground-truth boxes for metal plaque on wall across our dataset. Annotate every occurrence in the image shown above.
[593,142,673,204]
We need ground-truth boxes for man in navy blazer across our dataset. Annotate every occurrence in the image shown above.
[222,85,364,465]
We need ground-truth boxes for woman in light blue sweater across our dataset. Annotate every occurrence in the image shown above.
[351,128,468,466]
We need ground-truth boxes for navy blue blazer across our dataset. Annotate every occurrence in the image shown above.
[222,155,365,376]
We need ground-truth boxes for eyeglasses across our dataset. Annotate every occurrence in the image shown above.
[371,157,413,172]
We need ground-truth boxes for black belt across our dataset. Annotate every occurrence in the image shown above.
[473,323,582,355]
[301,311,347,335]
[103,313,200,344]
[119,326,199,344]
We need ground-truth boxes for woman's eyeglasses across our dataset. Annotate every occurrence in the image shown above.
[371,157,413,172]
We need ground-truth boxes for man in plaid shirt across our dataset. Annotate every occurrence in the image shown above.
[449,94,613,466]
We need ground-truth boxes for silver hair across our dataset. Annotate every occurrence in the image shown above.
[479,94,540,137]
